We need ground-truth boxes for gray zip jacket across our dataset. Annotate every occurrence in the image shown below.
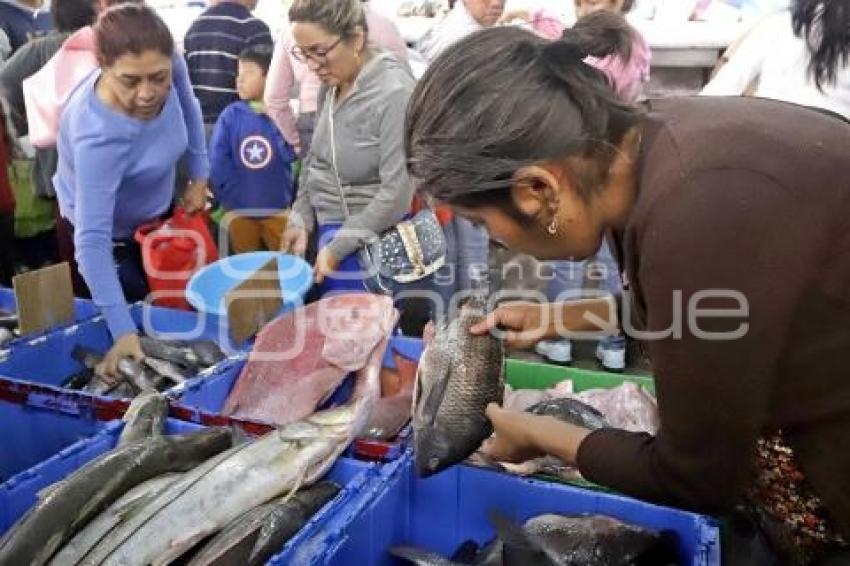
[292,50,415,260]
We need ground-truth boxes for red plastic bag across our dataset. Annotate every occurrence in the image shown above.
[135,207,218,310]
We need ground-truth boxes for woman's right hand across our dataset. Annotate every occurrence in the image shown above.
[468,301,554,350]
[97,332,145,379]
[280,225,308,257]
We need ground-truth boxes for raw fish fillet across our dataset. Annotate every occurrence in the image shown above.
[223,294,397,425]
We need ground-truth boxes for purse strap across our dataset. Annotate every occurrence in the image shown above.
[326,87,353,220]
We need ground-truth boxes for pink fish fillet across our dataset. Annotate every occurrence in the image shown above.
[223,294,397,425]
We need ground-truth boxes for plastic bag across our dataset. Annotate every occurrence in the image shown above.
[135,207,218,310]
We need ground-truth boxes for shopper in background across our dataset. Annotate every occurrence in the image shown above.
[280,0,421,300]
[0,0,98,200]
[210,43,297,254]
[264,0,409,156]
[54,5,206,375]
[703,0,850,120]
[0,103,17,286]
[0,0,52,59]
[183,0,273,135]
[407,22,850,564]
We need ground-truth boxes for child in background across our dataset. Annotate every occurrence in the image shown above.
[501,0,651,102]
[209,44,297,254]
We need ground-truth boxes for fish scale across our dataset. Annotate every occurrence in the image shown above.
[413,299,504,477]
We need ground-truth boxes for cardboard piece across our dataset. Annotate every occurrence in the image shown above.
[225,257,283,344]
[13,262,75,335]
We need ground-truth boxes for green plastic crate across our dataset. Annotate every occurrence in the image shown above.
[503,358,655,490]
[506,358,655,394]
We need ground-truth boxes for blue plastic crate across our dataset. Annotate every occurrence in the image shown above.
[0,412,385,565]
[0,397,109,490]
[0,417,199,534]
[322,452,721,566]
[0,287,98,345]
[0,302,240,396]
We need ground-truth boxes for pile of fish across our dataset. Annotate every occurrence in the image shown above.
[0,322,387,566]
[63,336,226,398]
[412,296,505,477]
[390,511,679,565]
[222,293,398,427]
[0,309,17,346]
[473,380,659,482]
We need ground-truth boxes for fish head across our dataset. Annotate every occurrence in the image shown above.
[413,423,457,477]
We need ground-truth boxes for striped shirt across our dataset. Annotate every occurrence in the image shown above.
[184,1,272,124]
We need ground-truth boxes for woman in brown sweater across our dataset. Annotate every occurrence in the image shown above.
[405,18,850,565]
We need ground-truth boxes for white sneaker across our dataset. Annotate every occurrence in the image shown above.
[596,336,626,372]
[536,339,572,364]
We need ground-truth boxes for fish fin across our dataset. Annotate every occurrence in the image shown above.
[388,545,456,565]
[278,461,309,505]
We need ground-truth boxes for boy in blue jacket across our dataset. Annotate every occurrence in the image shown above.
[209,44,296,254]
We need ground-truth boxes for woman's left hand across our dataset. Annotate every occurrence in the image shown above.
[313,247,340,285]
[182,179,209,214]
[481,403,592,466]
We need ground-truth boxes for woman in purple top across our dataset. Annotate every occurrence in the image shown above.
[54,4,206,376]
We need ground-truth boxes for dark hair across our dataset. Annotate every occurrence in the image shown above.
[288,0,369,39]
[405,24,639,211]
[51,0,97,33]
[239,43,274,75]
[94,4,174,68]
[792,0,850,90]
[573,10,635,63]
[620,0,636,13]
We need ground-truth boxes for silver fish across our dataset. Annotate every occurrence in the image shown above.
[0,429,232,566]
[48,473,182,566]
[144,357,188,384]
[413,298,504,477]
[78,330,386,566]
[187,481,341,566]
[118,359,156,393]
[117,391,168,447]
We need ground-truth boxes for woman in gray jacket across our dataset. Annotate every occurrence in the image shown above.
[281,0,421,301]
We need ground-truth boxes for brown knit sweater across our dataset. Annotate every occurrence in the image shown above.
[577,96,850,537]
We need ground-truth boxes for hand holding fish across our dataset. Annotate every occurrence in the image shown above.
[482,403,592,466]
[469,298,619,350]
[98,333,145,379]
[469,302,552,350]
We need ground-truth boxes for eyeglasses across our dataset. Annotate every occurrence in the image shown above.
[290,37,344,64]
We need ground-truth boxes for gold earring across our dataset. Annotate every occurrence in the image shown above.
[547,219,558,236]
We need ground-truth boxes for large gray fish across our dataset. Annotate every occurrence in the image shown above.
[413,297,505,477]
[390,512,671,566]
[0,429,232,566]
[497,513,668,566]
[48,473,182,566]
[117,391,168,447]
[77,326,388,566]
[187,481,341,566]
[140,336,201,373]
